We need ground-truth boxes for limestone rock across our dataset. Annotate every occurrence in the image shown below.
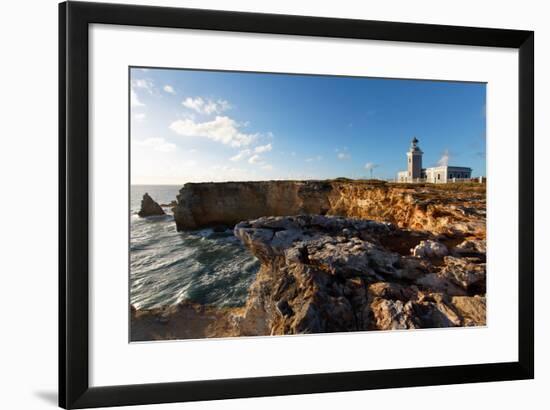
[452,295,486,326]
[411,240,448,258]
[138,193,165,217]
[230,215,486,336]
[173,180,486,237]
[370,298,419,330]
[454,239,486,255]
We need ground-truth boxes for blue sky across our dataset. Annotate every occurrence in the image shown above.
[130,67,486,185]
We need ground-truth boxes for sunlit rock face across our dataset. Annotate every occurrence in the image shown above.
[173,180,486,239]
[230,214,486,336]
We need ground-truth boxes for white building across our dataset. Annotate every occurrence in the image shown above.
[397,137,472,183]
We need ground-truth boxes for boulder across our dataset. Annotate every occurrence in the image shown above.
[411,240,448,258]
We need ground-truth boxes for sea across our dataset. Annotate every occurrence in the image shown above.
[130,185,260,310]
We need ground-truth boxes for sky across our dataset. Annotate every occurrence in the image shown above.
[130,67,486,185]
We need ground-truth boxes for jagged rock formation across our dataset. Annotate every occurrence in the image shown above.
[173,180,485,238]
[229,215,485,335]
[138,193,165,217]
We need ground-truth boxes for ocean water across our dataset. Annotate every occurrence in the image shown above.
[130,185,260,310]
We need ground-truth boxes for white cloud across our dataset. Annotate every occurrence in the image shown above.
[247,154,272,170]
[131,79,155,94]
[248,154,262,164]
[135,137,176,153]
[437,149,450,166]
[131,89,144,107]
[169,116,256,147]
[230,149,251,162]
[131,78,156,106]
[133,113,146,122]
[163,85,176,94]
[337,152,351,160]
[364,162,380,178]
[182,97,231,115]
[305,155,323,162]
[254,143,272,153]
[231,143,273,161]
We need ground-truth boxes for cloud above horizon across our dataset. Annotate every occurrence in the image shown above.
[131,89,144,107]
[227,143,273,172]
[248,154,262,164]
[131,78,155,95]
[230,149,251,162]
[182,97,231,115]
[135,137,176,153]
[364,162,379,171]
[437,149,451,166]
[169,116,256,147]
[163,85,176,94]
[254,143,272,154]
[306,155,323,162]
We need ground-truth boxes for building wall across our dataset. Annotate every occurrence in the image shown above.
[397,171,408,182]
[424,166,471,183]
[446,167,472,180]
[407,152,422,179]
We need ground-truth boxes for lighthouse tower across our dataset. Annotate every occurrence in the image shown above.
[407,137,423,181]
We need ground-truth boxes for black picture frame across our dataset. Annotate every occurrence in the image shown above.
[59,1,534,408]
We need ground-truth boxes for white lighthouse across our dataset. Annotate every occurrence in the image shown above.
[397,137,472,183]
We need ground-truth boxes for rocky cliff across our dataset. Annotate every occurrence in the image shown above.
[132,181,486,340]
[173,180,485,238]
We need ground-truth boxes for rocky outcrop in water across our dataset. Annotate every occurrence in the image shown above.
[138,193,165,217]
[229,215,486,335]
[173,180,486,238]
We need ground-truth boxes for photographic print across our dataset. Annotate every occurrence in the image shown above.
[129,67,487,342]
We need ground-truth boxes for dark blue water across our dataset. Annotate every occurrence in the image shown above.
[130,185,260,309]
